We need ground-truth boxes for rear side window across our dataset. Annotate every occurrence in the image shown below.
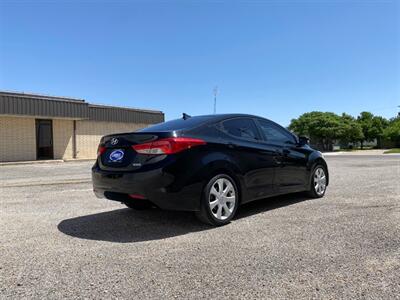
[222,118,260,141]
[257,119,295,144]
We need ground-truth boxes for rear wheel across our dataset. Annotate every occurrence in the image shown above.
[307,165,327,198]
[124,199,152,210]
[195,174,239,226]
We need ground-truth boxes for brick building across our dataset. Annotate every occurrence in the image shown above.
[0,91,164,162]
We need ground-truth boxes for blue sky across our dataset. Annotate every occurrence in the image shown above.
[0,0,399,125]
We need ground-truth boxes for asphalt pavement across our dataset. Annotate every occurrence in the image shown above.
[1,155,399,299]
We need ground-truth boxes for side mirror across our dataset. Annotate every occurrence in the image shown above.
[298,136,310,146]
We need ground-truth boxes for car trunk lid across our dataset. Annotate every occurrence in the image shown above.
[97,132,166,171]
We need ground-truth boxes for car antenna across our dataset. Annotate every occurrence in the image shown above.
[182,113,191,120]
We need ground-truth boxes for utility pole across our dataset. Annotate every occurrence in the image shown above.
[213,86,218,114]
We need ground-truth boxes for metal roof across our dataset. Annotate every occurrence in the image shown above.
[0,90,85,102]
[0,91,164,124]
[88,104,164,124]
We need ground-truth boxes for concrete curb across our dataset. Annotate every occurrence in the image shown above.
[0,159,64,166]
[322,152,344,156]
[0,159,96,166]
[322,150,395,156]
[1,178,92,188]
[64,158,96,163]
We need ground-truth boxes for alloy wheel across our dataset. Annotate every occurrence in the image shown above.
[314,167,327,196]
[208,178,236,221]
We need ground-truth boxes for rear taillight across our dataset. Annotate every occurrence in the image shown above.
[132,137,206,155]
[97,145,106,156]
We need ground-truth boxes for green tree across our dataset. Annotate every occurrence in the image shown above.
[340,113,364,146]
[289,111,344,151]
[383,117,400,147]
[372,116,389,148]
[357,112,388,148]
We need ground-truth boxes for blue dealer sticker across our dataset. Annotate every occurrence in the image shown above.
[109,149,124,162]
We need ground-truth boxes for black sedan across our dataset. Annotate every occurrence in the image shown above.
[92,114,328,226]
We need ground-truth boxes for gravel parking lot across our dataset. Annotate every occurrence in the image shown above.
[1,155,399,299]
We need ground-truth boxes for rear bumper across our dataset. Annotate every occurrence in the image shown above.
[92,165,202,211]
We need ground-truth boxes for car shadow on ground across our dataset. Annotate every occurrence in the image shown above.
[235,193,311,220]
[57,193,311,243]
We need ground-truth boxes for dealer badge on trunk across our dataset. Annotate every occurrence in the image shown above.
[109,149,124,162]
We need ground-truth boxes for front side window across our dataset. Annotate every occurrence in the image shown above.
[257,119,295,144]
[222,118,259,140]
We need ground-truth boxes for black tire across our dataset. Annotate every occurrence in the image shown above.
[195,174,239,226]
[124,199,153,210]
[307,164,328,198]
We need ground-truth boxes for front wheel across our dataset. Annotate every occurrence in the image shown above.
[195,174,239,226]
[307,165,328,198]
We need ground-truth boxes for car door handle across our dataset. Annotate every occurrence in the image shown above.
[273,155,283,165]
[260,152,272,156]
[275,149,288,156]
[274,150,282,155]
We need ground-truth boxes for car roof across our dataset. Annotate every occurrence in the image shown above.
[195,113,269,122]
[140,113,268,133]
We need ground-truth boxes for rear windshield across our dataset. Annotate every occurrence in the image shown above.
[140,116,215,132]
